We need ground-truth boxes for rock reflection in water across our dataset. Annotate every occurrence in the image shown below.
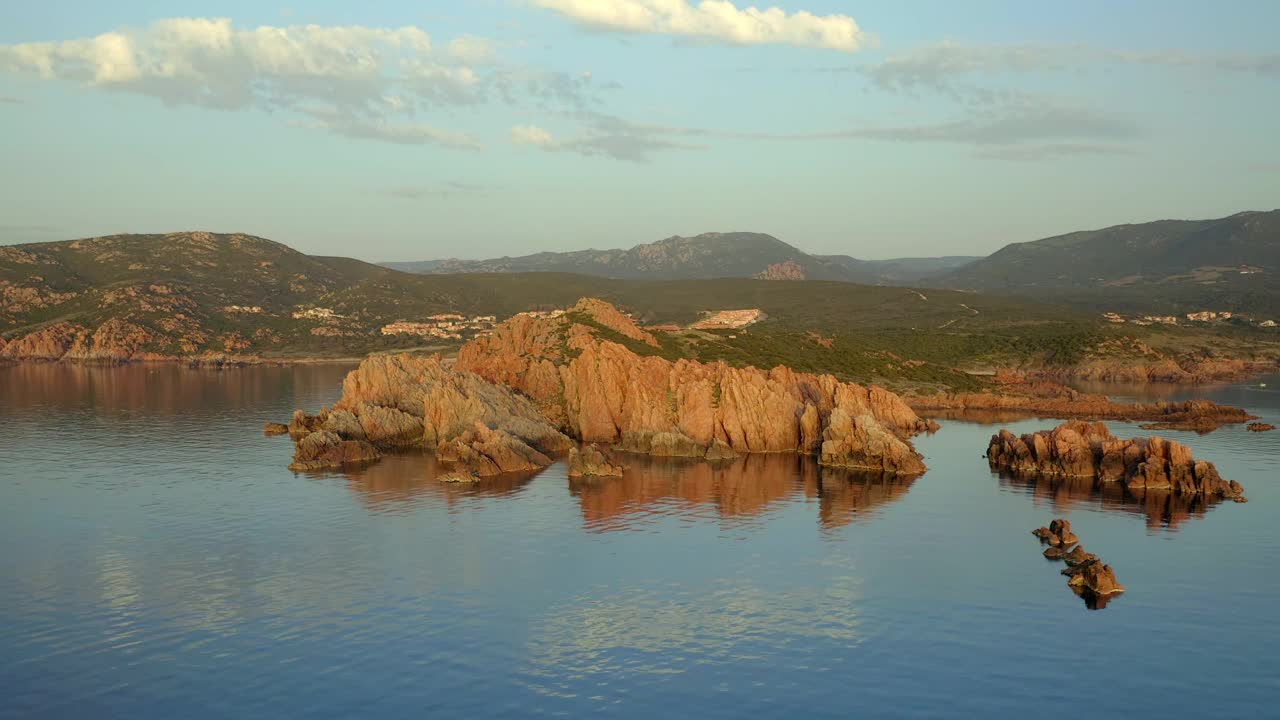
[569,453,917,533]
[996,469,1223,531]
[330,451,538,513]
[524,574,864,692]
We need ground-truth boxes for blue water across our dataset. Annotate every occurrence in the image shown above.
[1,364,1277,719]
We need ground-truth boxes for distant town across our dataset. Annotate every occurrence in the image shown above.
[1103,310,1276,328]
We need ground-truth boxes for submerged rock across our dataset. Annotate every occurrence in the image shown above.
[1247,422,1276,432]
[568,444,625,478]
[288,430,382,472]
[989,421,1245,501]
[263,422,290,436]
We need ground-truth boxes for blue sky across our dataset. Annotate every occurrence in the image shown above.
[1,1,1277,261]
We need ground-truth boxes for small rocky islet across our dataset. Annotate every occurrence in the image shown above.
[987,420,1246,502]
[277,298,938,478]
[1032,518,1125,609]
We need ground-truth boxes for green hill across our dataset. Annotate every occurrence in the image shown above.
[933,210,1280,316]
[3,231,1275,391]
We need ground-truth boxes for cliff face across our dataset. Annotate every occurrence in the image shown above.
[988,421,1245,501]
[456,298,934,474]
[0,319,185,363]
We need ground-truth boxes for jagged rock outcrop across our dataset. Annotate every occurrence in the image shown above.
[992,421,1245,501]
[0,322,87,360]
[910,375,1255,432]
[1247,422,1276,432]
[287,353,571,475]
[289,430,382,472]
[437,422,554,477]
[568,444,625,478]
[456,298,935,474]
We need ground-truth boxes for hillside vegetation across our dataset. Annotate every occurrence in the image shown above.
[933,210,1280,317]
[2,232,1275,390]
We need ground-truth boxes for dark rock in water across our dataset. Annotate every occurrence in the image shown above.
[1046,518,1079,546]
[1043,545,1072,560]
[1032,527,1053,540]
[288,430,381,471]
[1071,585,1119,610]
[1063,546,1097,567]
[1247,422,1276,432]
[568,444,625,478]
[263,422,289,436]
[438,470,480,484]
[1065,559,1125,596]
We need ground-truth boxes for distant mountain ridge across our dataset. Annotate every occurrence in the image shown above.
[931,209,1280,316]
[382,232,979,285]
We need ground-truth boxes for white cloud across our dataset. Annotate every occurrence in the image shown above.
[511,124,556,146]
[510,113,705,162]
[0,17,596,148]
[533,0,866,52]
[866,42,1280,95]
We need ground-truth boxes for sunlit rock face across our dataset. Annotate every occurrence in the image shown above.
[457,297,934,473]
[286,353,571,474]
[989,421,1245,501]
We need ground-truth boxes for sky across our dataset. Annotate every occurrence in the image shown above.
[0,1,1277,261]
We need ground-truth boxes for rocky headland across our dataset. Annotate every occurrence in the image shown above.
[989,421,1246,502]
[280,298,937,476]
[908,372,1255,432]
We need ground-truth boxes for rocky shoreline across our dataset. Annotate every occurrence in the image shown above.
[908,373,1256,432]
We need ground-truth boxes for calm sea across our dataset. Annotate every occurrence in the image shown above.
[2,363,1277,719]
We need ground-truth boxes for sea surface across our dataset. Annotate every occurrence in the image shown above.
[2,363,1277,719]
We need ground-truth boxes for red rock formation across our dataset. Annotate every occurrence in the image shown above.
[754,260,807,280]
[990,421,1245,501]
[289,430,382,472]
[288,353,571,474]
[909,375,1254,431]
[457,298,934,473]
[0,322,88,360]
